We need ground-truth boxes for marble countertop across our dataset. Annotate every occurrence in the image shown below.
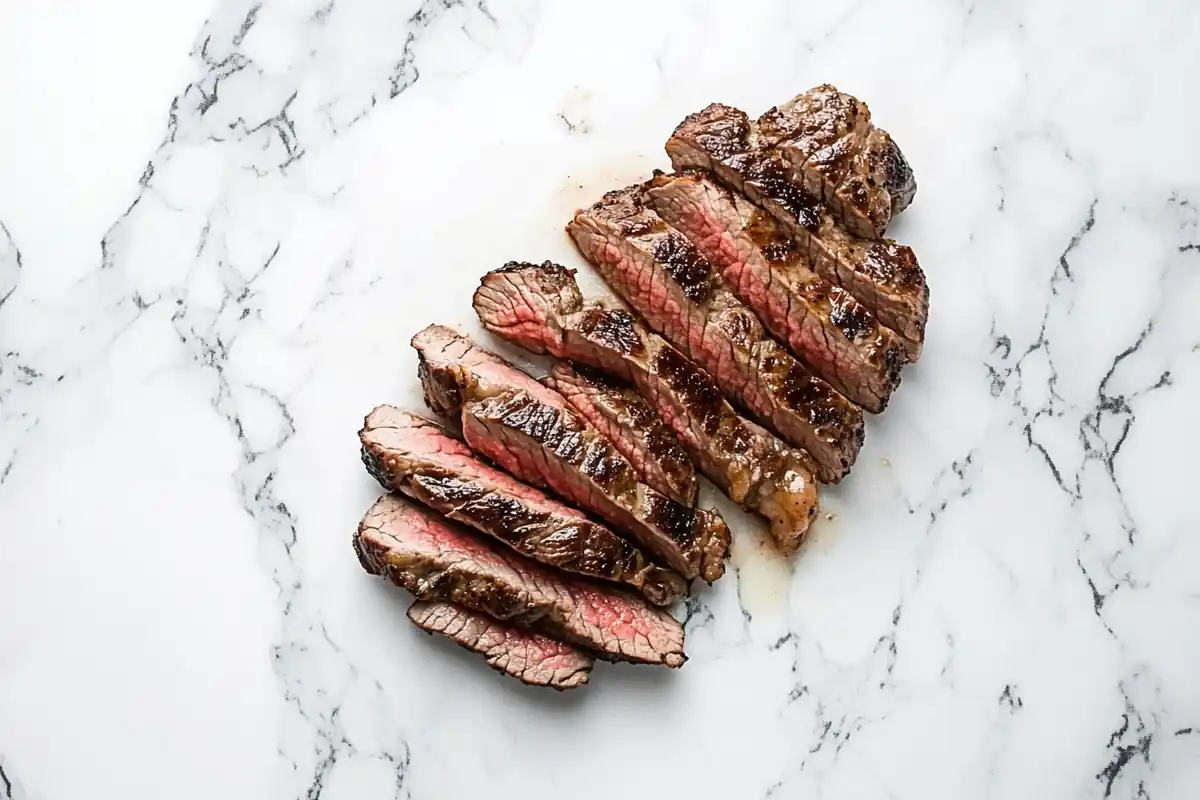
[2,1,1199,798]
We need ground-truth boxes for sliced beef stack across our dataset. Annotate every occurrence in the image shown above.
[474,261,819,554]
[352,84,927,689]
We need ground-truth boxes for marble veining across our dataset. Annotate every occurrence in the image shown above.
[1,0,1199,798]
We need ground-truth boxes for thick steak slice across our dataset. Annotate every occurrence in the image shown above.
[566,189,864,483]
[667,103,927,359]
[356,494,685,666]
[474,262,820,553]
[412,325,729,581]
[645,170,906,412]
[407,600,594,690]
[756,84,916,239]
[541,364,698,507]
[360,406,686,606]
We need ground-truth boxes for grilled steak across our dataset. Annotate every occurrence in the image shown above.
[566,188,864,482]
[644,170,906,412]
[475,262,820,553]
[412,325,730,581]
[356,494,686,666]
[667,103,927,358]
[756,84,916,239]
[407,600,594,690]
[541,363,698,507]
[360,406,686,605]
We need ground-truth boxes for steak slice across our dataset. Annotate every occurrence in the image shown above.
[756,84,916,239]
[360,406,686,606]
[407,600,594,690]
[644,170,906,412]
[356,494,685,666]
[667,103,927,359]
[566,188,864,483]
[412,325,730,581]
[541,364,698,507]
[475,262,819,553]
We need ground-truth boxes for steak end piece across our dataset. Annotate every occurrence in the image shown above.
[667,102,928,360]
[645,169,907,412]
[476,261,820,553]
[567,187,864,483]
[356,494,687,666]
[407,600,593,690]
[360,405,687,606]
[411,324,730,581]
[756,84,916,239]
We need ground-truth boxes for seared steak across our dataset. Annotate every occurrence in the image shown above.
[356,494,685,666]
[360,406,686,605]
[566,188,864,483]
[667,103,927,358]
[644,170,906,412]
[407,600,594,690]
[756,84,916,239]
[541,363,698,507]
[474,262,819,553]
[411,325,730,581]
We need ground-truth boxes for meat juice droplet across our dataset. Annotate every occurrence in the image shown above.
[729,528,792,617]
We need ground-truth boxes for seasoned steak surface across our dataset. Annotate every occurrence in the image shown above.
[567,187,864,482]
[411,325,730,580]
[355,494,686,666]
[645,170,907,412]
[407,600,594,690]
[360,406,686,605]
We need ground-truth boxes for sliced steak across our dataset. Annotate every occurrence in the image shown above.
[756,84,916,239]
[566,189,864,483]
[645,170,906,412]
[360,406,686,606]
[475,262,819,553]
[667,103,927,359]
[407,600,594,690]
[541,364,698,507]
[411,325,730,581]
[356,494,685,666]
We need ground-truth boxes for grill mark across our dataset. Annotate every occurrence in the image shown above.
[726,150,822,232]
[650,230,715,303]
[640,490,700,549]
[653,346,725,437]
[577,308,645,356]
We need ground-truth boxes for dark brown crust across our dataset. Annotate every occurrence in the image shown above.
[360,406,686,605]
[544,363,698,507]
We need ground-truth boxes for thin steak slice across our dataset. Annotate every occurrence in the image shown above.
[566,188,864,483]
[667,103,927,359]
[412,325,729,581]
[541,364,698,507]
[756,84,916,239]
[356,494,685,666]
[645,170,906,412]
[360,406,686,606]
[407,600,594,690]
[475,262,819,553]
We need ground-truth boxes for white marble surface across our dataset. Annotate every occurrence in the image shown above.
[2,0,1200,797]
